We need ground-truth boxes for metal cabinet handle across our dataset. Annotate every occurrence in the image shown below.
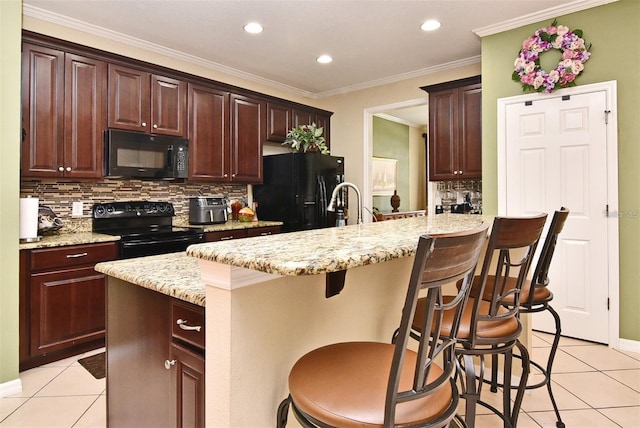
[177,319,202,332]
[164,359,176,370]
[219,236,235,241]
[66,252,88,258]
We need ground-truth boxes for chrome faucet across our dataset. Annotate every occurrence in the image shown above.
[327,182,363,225]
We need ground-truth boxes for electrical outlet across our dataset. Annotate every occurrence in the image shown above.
[72,201,84,217]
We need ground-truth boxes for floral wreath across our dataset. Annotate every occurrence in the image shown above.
[512,20,591,93]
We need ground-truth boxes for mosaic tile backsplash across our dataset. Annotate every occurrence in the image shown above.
[20,179,248,221]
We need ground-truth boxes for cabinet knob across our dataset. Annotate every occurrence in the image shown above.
[66,166,72,172]
[458,170,463,174]
[58,166,64,172]
[153,124,158,129]
[164,359,176,370]
[232,173,236,178]
[141,122,147,127]
[453,171,458,175]
[224,173,228,178]
[176,319,202,332]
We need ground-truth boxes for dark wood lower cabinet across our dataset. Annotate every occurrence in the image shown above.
[19,242,117,371]
[107,278,205,428]
[170,343,205,428]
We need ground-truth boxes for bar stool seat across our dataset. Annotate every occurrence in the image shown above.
[288,342,452,426]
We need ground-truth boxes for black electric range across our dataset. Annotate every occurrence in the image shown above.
[92,201,204,259]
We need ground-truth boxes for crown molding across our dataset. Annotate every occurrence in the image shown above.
[22,4,316,99]
[314,56,481,99]
[473,0,618,37]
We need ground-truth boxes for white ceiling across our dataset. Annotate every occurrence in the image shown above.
[23,0,607,125]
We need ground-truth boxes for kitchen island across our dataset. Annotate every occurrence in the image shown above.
[96,214,488,427]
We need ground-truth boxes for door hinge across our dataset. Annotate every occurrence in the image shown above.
[605,110,611,125]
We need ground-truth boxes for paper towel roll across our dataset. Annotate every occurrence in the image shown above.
[20,197,39,241]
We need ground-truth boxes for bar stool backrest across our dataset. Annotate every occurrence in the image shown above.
[385,223,488,425]
[467,214,547,347]
[526,208,570,307]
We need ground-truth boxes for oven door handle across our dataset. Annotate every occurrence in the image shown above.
[121,235,202,248]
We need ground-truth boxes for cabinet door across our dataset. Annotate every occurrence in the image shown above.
[428,89,458,181]
[188,83,229,181]
[266,101,291,143]
[21,43,65,177]
[458,84,482,179]
[30,266,106,355]
[170,343,205,428]
[108,64,151,132]
[152,74,187,137]
[314,113,331,149]
[292,108,315,128]
[230,94,264,183]
[64,53,107,178]
[107,280,173,427]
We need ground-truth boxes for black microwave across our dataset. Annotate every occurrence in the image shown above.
[104,129,188,179]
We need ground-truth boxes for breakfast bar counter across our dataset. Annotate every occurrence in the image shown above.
[95,215,489,427]
[184,214,487,427]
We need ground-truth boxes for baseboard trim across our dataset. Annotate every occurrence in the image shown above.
[618,338,640,354]
[0,378,22,398]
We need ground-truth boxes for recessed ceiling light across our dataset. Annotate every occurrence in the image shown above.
[316,55,333,64]
[244,22,263,34]
[420,19,441,31]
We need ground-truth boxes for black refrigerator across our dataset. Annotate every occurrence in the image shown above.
[253,153,345,232]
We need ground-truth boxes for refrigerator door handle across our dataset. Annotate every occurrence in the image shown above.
[318,176,327,223]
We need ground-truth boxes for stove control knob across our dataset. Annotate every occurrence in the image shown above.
[106,205,114,214]
[94,205,106,217]
[150,204,157,213]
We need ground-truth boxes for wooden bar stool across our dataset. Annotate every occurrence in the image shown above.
[276,224,489,427]
[483,208,570,428]
[405,214,547,428]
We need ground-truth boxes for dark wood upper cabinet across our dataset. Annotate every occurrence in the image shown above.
[266,103,332,148]
[188,83,229,181]
[229,94,265,183]
[422,76,481,181]
[266,101,291,143]
[188,85,264,183]
[21,43,106,179]
[108,64,186,137]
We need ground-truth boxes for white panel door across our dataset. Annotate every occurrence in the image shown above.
[505,91,609,343]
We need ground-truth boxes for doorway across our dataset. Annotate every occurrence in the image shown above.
[497,81,619,346]
[363,98,429,219]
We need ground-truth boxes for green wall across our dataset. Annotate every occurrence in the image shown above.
[0,0,22,385]
[481,0,640,341]
[372,116,410,212]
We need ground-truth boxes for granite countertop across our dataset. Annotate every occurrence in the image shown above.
[19,218,283,250]
[19,232,120,250]
[187,214,490,276]
[95,252,204,306]
[173,217,283,232]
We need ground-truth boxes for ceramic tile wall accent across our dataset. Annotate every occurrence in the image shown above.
[20,180,247,220]
[435,179,482,208]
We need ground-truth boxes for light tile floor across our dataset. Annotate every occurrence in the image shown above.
[1,332,639,427]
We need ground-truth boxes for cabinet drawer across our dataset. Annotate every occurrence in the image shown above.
[30,242,118,271]
[172,301,205,350]
[247,226,281,237]
[204,229,248,242]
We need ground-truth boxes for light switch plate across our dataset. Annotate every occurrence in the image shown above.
[72,201,84,217]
